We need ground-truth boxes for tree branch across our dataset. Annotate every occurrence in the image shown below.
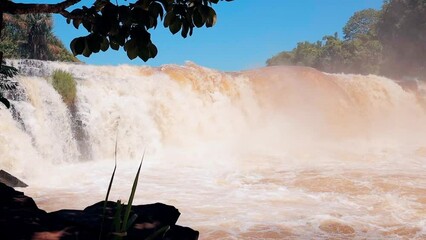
[1,0,82,14]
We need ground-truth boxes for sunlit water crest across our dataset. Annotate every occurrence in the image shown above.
[1,60,426,239]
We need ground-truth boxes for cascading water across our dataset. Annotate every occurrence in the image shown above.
[1,60,426,239]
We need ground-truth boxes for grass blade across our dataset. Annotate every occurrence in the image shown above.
[99,134,119,240]
[121,150,145,232]
[106,136,119,203]
[126,213,138,230]
[112,200,124,240]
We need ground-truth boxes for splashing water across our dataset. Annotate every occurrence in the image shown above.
[1,60,426,239]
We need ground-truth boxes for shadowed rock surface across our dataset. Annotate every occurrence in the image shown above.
[0,183,199,240]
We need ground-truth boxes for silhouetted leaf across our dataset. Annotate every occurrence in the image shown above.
[125,39,138,60]
[120,153,145,232]
[149,1,164,20]
[169,19,182,34]
[0,97,10,109]
[72,19,82,29]
[100,37,109,51]
[110,39,120,50]
[82,38,92,57]
[163,12,174,27]
[87,34,101,53]
[181,22,189,38]
[82,20,92,32]
[148,43,158,58]
[206,8,217,27]
[70,37,86,55]
[139,46,150,61]
[193,8,204,27]
[118,6,131,24]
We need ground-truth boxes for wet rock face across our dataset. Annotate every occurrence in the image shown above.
[0,183,199,240]
[0,183,48,240]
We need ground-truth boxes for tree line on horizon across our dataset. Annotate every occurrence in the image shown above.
[266,0,426,81]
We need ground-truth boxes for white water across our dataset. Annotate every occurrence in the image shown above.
[1,60,426,239]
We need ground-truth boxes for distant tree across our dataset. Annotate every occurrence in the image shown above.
[0,14,23,59]
[293,41,322,67]
[266,8,383,76]
[266,51,293,66]
[316,33,346,73]
[25,13,52,60]
[342,8,383,75]
[343,9,380,40]
[266,41,322,68]
[378,0,426,79]
[343,34,382,74]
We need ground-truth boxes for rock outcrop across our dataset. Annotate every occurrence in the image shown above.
[0,170,28,188]
[0,182,199,240]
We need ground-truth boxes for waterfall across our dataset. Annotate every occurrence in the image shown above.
[1,60,426,239]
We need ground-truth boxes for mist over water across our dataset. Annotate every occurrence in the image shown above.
[1,60,426,239]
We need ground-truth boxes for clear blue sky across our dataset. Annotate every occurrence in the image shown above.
[30,0,384,71]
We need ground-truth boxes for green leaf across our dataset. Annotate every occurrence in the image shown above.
[126,213,138,230]
[121,151,145,232]
[98,138,118,240]
[113,200,123,234]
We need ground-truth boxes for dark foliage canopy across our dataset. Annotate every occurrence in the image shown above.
[378,0,426,79]
[1,0,231,62]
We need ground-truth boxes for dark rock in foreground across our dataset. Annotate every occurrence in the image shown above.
[0,170,28,188]
[0,182,199,240]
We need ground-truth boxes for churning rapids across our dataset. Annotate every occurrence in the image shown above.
[1,60,426,239]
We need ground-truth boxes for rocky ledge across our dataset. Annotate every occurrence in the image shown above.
[0,182,199,240]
